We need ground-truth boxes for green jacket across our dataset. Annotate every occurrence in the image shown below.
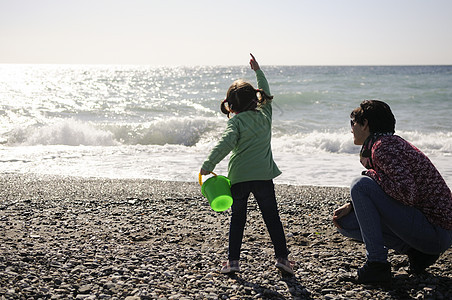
[202,69,281,185]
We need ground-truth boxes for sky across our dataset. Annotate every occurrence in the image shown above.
[1,0,451,66]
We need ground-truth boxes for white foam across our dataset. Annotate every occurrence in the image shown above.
[5,117,222,147]
[1,142,451,188]
[110,117,219,146]
[8,120,117,146]
[271,129,452,157]
[272,130,357,155]
[397,131,452,154]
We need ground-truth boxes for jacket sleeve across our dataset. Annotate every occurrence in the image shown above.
[255,69,272,118]
[201,119,239,172]
[363,139,417,206]
[256,69,271,95]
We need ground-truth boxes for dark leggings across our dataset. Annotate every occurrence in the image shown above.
[228,180,289,261]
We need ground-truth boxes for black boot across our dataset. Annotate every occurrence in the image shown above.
[407,248,440,274]
[357,261,391,284]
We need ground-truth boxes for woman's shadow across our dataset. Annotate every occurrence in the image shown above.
[339,270,452,299]
[387,273,452,299]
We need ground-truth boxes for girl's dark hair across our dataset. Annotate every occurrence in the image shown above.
[350,100,396,133]
[220,80,273,118]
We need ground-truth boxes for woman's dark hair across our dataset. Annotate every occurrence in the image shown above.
[220,79,273,118]
[350,100,396,133]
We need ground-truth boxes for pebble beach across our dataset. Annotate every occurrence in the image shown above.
[1,174,451,299]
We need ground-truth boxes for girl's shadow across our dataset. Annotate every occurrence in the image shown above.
[228,273,313,299]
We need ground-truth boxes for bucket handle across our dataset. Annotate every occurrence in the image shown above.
[198,171,217,186]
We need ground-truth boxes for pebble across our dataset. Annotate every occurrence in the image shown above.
[0,174,451,299]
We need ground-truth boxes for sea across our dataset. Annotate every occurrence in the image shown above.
[1,64,451,187]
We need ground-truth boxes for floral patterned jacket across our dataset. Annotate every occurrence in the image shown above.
[363,135,452,230]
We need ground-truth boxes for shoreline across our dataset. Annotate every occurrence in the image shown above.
[1,173,451,299]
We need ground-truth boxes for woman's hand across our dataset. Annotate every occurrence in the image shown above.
[332,202,353,229]
[249,53,260,71]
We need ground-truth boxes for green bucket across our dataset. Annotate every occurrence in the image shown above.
[199,173,233,212]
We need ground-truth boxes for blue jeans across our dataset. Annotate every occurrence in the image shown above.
[228,180,289,261]
[337,176,452,263]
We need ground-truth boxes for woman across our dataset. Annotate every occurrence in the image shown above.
[333,100,452,284]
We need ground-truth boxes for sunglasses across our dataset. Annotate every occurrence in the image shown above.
[350,120,356,127]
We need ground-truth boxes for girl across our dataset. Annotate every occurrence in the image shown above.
[200,54,293,275]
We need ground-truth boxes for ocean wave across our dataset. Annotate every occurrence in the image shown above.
[272,131,357,154]
[108,117,217,146]
[397,131,452,154]
[271,130,452,156]
[7,120,118,146]
[4,118,452,156]
[4,117,220,147]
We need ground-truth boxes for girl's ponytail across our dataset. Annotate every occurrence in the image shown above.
[256,88,273,106]
[220,99,232,118]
